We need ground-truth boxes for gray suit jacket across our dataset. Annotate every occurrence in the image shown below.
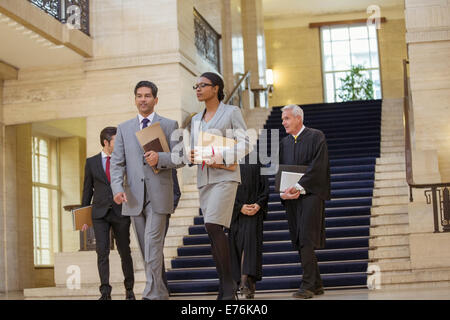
[190,102,250,188]
[111,113,183,216]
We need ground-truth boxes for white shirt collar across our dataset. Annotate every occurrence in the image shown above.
[292,125,305,139]
[101,151,110,158]
[138,112,155,126]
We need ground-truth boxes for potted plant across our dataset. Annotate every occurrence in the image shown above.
[337,65,374,101]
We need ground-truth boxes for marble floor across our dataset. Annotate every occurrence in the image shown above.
[1,286,449,300]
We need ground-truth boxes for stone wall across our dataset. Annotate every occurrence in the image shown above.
[265,8,407,107]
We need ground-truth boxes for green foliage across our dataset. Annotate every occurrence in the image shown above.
[337,65,374,101]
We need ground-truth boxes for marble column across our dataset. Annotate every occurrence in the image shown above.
[241,0,267,107]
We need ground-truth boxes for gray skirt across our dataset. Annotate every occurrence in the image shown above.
[199,181,239,228]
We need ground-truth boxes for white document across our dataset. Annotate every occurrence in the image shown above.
[280,171,304,192]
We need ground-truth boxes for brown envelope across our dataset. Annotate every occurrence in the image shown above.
[135,122,170,174]
[72,205,93,231]
[135,122,170,153]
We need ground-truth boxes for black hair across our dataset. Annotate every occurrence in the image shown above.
[134,81,158,98]
[100,127,117,147]
[200,72,225,101]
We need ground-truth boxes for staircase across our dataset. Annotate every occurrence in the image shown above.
[242,107,272,147]
[165,100,383,295]
[368,98,412,284]
[368,98,450,289]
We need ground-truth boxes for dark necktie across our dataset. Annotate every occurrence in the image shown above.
[105,156,111,183]
[142,118,150,129]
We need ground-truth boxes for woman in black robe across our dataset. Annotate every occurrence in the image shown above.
[228,154,269,299]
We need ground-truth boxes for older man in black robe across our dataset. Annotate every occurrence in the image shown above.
[279,104,330,299]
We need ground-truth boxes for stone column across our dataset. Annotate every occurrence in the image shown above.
[241,0,267,107]
[0,80,5,293]
[3,124,34,291]
[405,0,450,270]
[405,0,450,181]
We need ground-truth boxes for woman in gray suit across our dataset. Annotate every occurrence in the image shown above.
[190,72,250,300]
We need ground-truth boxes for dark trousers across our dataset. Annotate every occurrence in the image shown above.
[299,244,323,291]
[93,209,134,294]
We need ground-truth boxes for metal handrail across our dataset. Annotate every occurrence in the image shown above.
[402,59,450,232]
[28,0,90,35]
[225,71,251,105]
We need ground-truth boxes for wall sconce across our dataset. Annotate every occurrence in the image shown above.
[266,69,274,97]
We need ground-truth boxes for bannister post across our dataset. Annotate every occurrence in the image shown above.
[432,187,440,233]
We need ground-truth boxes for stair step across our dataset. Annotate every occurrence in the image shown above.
[381,146,405,153]
[380,152,405,158]
[375,163,406,172]
[369,245,410,259]
[373,186,408,197]
[380,269,450,285]
[166,225,190,237]
[371,213,409,227]
[372,195,409,206]
[371,204,408,215]
[182,184,198,192]
[173,207,200,217]
[375,171,406,181]
[370,235,409,247]
[176,199,199,208]
[169,216,196,226]
[374,179,408,188]
[376,156,405,165]
[164,234,184,248]
[179,191,199,200]
[380,141,405,148]
[370,224,409,236]
[368,259,411,272]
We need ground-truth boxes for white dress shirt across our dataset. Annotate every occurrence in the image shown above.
[101,151,110,172]
[138,112,155,130]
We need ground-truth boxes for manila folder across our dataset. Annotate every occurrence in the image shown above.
[72,206,93,231]
[135,122,170,153]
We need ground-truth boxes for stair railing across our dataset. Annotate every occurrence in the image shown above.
[402,59,450,233]
[225,71,251,107]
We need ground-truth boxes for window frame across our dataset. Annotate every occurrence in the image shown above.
[320,23,382,103]
[32,135,61,267]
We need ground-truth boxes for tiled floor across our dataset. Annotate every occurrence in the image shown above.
[170,287,450,300]
[2,286,449,300]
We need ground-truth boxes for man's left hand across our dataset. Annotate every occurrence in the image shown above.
[280,187,301,200]
[145,151,159,167]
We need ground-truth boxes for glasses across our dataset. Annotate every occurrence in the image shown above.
[193,83,214,90]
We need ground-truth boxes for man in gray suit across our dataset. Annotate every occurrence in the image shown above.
[110,81,183,300]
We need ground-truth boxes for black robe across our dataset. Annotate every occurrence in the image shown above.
[229,162,269,282]
[279,127,331,250]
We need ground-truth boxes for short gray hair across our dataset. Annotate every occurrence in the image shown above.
[282,104,304,120]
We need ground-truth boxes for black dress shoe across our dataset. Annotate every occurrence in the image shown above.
[126,290,136,300]
[246,277,256,299]
[292,289,314,299]
[314,287,325,295]
[99,293,112,300]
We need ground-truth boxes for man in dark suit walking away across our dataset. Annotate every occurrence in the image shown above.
[82,127,135,300]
